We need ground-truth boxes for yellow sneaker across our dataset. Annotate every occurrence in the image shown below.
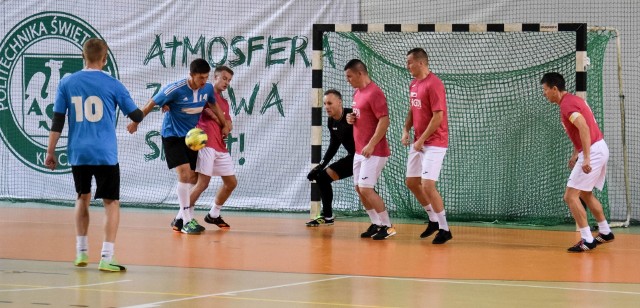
[98,258,126,272]
[74,252,88,267]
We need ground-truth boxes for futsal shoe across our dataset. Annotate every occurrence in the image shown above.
[420,221,439,238]
[372,225,397,240]
[567,239,597,252]
[74,252,89,267]
[432,229,453,244]
[204,214,231,229]
[360,224,381,238]
[594,232,615,245]
[305,217,334,227]
[98,258,126,272]
[192,219,206,232]
[170,218,183,232]
[181,219,202,235]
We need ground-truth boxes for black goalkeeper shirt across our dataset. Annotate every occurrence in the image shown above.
[322,108,355,164]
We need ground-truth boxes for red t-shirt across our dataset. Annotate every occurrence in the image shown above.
[559,93,603,152]
[197,92,232,152]
[352,82,391,157]
[410,73,448,147]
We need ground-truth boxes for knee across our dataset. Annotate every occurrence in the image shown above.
[317,170,333,185]
[421,181,437,195]
[563,191,579,205]
[224,178,238,191]
[405,178,419,190]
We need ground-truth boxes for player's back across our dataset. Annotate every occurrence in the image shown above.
[55,69,126,165]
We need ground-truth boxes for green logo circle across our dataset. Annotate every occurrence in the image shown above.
[0,11,119,173]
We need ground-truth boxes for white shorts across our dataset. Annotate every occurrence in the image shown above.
[406,146,447,181]
[353,154,388,188]
[195,147,235,177]
[567,140,608,191]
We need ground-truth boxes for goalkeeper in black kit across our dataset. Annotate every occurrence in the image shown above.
[306,89,355,226]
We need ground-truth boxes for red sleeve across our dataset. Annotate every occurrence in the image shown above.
[429,79,446,112]
[371,89,389,119]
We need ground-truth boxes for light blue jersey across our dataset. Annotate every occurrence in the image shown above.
[153,78,216,138]
[53,69,138,166]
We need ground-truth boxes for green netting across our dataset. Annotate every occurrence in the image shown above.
[322,30,614,225]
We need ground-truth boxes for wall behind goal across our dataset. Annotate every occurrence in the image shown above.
[360,0,639,222]
[0,1,357,210]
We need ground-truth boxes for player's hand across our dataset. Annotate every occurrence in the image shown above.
[568,155,578,169]
[362,143,374,158]
[413,140,424,152]
[161,105,170,113]
[44,153,57,170]
[221,125,230,137]
[582,157,592,174]
[127,122,139,134]
[346,112,356,124]
[307,165,323,181]
[401,131,410,146]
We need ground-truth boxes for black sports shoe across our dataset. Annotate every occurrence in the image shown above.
[432,229,452,244]
[306,217,335,227]
[420,221,439,238]
[567,239,597,252]
[171,218,183,232]
[594,232,615,245]
[204,214,230,229]
[372,225,397,240]
[360,224,381,238]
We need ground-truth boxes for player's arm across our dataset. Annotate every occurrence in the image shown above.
[127,99,157,134]
[570,112,593,173]
[209,103,229,136]
[45,112,65,170]
[401,109,413,146]
[414,110,443,151]
[362,115,389,158]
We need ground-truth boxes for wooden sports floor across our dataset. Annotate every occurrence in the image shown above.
[0,203,639,307]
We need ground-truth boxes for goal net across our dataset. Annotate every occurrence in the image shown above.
[312,24,615,225]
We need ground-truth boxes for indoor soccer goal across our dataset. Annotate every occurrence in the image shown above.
[310,23,623,225]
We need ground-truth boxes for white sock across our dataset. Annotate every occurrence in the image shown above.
[76,236,88,255]
[177,182,192,222]
[209,204,223,218]
[580,227,594,243]
[101,242,114,262]
[378,210,392,227]
[436,210,449,231]
[422,204,438,222]
[188,184,196,218]
[366,209,381,225]
[597,220,611,235]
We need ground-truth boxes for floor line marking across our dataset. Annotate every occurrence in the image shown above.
[122,276,351,308]
[354,276,640,295]
[0,280,131,292]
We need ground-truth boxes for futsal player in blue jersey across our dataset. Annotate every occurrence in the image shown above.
[45,38,144,272]
[127,58,228,235]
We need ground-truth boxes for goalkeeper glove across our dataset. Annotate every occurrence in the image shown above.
[307,161,325,181]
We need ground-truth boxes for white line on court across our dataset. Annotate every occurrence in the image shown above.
[0,279,132,292]
[122,276,352,308]
[354,276,640,296]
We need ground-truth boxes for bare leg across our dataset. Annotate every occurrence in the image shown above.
[75,193,91,236]
[214,175,237,206]
[564,187,588,228]
[103,199,120,243]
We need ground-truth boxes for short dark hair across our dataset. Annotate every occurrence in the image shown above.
[323,89,342,101]
[190,58,211,74]
[540,72,566,91]
[343,59,368,73]
[83,38,108,63]
[214,65,234,76]
[407,48,429,65]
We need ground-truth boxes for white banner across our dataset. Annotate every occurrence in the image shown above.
[0,1,359,210]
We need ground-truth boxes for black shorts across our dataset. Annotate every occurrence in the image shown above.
[71,164,120,200]
[162,136,198,170]
[328,156,354,179]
